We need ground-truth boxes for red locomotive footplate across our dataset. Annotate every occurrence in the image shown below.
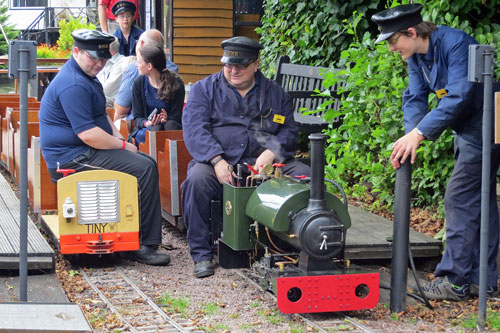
[276,272,379,313]
[60,232,139,254]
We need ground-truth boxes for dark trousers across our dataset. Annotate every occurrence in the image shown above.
[435,147,500,287]
[49,148,162,246]
[181,159,310,263]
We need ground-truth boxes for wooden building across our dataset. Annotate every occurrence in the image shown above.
[146,0,263,84]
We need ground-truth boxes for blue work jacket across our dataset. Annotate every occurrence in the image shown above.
[182,70,298,166]
[403,25,486,162]
[114,25,144,57]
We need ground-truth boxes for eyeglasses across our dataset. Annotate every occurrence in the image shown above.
[387,33,402,46]
[224,61,255,71]
[117,14,133,19]
[82,51,107,64]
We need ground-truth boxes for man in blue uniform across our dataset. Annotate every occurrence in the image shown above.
[181,36,310,278]
[112,0,144,56]
[39,29,169,266]
[372,4,500,300]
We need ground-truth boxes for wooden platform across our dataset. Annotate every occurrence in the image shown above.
[0,170,54,270]
[345,205,442,260]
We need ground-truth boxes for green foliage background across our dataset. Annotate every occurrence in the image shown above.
[258,0,499,215]
[56,18,96,53]
[0,0,19,56]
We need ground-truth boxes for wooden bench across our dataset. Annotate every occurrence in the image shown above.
[274,55,344,134]
[1,108,40,170]
[157,136,191,230]
[14,122,39,185]
[137,130,191,229]
[0,100,41,118]
[28,136,57,213]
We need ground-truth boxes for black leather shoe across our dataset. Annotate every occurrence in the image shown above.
[194,260,214,278]
[127,245,170,266]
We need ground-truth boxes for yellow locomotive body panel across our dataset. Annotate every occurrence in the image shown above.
[53,170,140,254]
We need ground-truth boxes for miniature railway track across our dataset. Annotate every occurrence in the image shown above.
[79,265,194,332]
[235,270,377,333]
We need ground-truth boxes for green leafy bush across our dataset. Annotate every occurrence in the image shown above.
[56,17,96,53]
[312,0,498,215]
[257,0,384,77]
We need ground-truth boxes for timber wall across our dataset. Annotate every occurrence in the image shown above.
[172,0,233,84]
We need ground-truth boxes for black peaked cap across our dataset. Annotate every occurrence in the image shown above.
[221,36,263,65]
[112,0,136,16]
[72,29,115,59]
[371,3,423,43]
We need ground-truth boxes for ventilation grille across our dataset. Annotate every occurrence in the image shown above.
[77,180,120,224]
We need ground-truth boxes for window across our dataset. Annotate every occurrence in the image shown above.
[12,0,48,7]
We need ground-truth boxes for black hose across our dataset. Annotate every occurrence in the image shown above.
[325,178,348,209]
[379,282,427,304]
[408,246,433,309]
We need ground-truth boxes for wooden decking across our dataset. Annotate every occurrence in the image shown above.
[346,205,441,260]
[0,169,54,270]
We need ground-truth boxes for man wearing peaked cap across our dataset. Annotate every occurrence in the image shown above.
[71,29,114,61]
[180,37,310,278]
[39,29,170,266]
[112,0,144,56]
[220,36,263,64]
[372,4,500,301]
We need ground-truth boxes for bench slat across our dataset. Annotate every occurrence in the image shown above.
[274,56,343,133]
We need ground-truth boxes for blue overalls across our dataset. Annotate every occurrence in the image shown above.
[403,25,500,288]
[181,70,310,263]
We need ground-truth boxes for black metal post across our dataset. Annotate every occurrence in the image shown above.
[19,44,30,302]
[477,46,494,330]
[8,40,37,303]
[390,159,412,313]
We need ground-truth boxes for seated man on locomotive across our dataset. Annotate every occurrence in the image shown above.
[39,29,170,266]
[181,36,310,278]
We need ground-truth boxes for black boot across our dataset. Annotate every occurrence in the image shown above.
[193,260,215,278]
[126,245,170,266]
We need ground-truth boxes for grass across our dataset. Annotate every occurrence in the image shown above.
[461,309,500,330]
[250,301,260,308]
[88,309,108,326]
[201,302,220,316]
[157,293,190,317]
[257,308,284,325]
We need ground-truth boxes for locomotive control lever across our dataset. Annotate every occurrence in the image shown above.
[320,234,328,250]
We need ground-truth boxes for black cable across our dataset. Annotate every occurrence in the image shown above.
[380,282,427,304]
[408,246,434,309]
[325,178,348,209]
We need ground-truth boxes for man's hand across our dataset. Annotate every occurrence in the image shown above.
[213,158,236,185]
[123,141,138,153]
[390,128,425,169]
[254,149,275,174]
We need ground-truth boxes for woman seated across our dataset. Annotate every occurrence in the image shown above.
[129,44,184,145]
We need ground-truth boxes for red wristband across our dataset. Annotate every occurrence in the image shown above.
[121,139,126,150]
